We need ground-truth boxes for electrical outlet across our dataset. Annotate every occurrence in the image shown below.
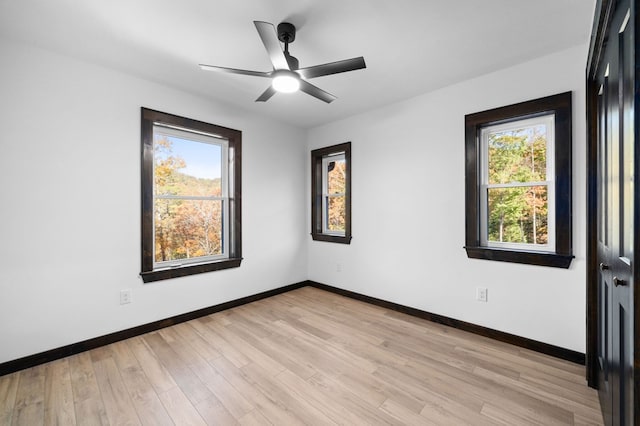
[120,289,132,305]
[476,287,488,302]
[336,263,342,272]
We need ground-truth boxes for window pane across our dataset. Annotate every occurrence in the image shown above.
[326,195,346,232]
[487,186,548,245]
[155,199,223,262]
[327,158,346,194]
[488,124,548,184]
[154,136,222,197]
[311,142,351,244]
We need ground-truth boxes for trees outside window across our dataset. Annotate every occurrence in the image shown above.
[480,114,555,251]
[312,143,351,244]
[464,92,573,268]
[141,108,241,283]
[153,127,227,264]
[322,153,347,234]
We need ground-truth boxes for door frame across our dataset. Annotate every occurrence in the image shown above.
[586,0,639,421]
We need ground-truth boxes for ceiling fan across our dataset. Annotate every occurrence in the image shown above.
[199,21,366,103]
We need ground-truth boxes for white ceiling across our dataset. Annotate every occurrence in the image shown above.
[0,0,595,129]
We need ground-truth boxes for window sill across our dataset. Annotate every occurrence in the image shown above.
[141,257,242,283]
[311,233,352,244]
[464,246,573,268]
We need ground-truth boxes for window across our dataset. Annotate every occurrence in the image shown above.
[140,108,241,283]
[311,142,351,244]
[480,114,556,251]
[464,92,573,268]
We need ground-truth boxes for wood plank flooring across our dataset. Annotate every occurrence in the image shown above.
[0,286,603,425]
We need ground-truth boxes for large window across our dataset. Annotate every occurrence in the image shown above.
[311,142,351,244]
[141,108,241,283]
[480,114,555,251]
[464,92,573,268]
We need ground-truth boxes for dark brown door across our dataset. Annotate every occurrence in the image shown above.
[593,0,634,424]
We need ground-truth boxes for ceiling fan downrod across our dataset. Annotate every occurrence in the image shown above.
[277,22,299,70]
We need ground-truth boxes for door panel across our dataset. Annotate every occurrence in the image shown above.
[596,60,612,423]
[594,1,634,425]
[596,55,614,423]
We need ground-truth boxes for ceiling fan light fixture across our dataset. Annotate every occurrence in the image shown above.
[272,71,300,93]
[199,21,366,103]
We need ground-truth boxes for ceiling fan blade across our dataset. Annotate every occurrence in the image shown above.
[299,80,336,103]
[199,64,271,77]
[297,57,366,79]
[253,21,290,70]
[255,86,277,102]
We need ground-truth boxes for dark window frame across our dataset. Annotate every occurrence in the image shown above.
[140,108,242,283]
[464,92,573,268]
[311,142,352,244]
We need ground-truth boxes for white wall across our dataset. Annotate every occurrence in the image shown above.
[307,44,588,352]
[0,38,308,364]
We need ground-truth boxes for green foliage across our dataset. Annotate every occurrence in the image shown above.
[486,127,548,245]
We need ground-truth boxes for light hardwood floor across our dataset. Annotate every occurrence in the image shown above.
[0,286,603,425]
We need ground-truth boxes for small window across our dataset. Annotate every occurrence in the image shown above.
[141,108,242,283]
[464,92,573,268]
[311,142,351,244]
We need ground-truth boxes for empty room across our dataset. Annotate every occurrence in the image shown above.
[0,0,637,424]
